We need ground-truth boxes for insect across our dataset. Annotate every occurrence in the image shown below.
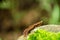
[23,21,43,37]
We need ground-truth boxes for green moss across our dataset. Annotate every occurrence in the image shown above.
[27,29,60,40]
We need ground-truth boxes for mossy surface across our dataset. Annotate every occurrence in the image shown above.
[27,29,60,40]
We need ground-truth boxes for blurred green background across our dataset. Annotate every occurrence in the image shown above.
[0,0,60,40]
